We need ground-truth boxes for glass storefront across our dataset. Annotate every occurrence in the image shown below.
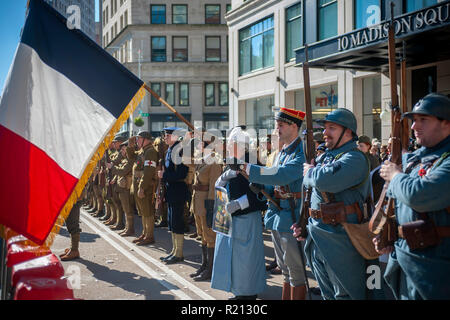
[362,76,381,140]
[294,83,338,123]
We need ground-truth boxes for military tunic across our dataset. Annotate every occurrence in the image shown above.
[303,140,380,300]
[384,135,450,300]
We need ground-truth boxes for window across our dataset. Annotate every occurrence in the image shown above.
[205,83,215,106]
[205,4,220,24]
[286,2,303,62]
[219,83,229,106]
[318,0,337,40]
[173,36,188,62]
[206,36,221,62]
[245,96,275,130]
[354,0,381,29]
[405,0,438,13]
[151,37,166,62]
[239,16,274,75]
[151,5,166,24]
[165,83,175,106]
[226,4,232,12]
[151,83,162,106]
[179,83,189,106]
[173,5,187,24]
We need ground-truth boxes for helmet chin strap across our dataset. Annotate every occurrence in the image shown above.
[330,127,347,150]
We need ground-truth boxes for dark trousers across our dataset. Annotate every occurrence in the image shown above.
[168,202,185,234]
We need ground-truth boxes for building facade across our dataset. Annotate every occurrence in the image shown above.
[45,0,98,42]
[227,0,450,144]
[103,0,231,136]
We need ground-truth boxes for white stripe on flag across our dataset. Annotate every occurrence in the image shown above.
[0,43,117,178]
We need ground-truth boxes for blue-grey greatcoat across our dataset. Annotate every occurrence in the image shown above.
[248,136,305,232]
[384,135,450,300]
[211,173,268,296]
[303,140,377,300]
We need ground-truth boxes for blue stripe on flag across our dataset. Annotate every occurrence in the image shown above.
[21,0,143,119]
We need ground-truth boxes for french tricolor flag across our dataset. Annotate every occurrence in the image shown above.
[0,0,145,245]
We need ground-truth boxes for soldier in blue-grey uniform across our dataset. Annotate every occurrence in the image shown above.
[157,127,190,265]
[378,93,450,300]
[241,107,308,300]
[293,108,382,300]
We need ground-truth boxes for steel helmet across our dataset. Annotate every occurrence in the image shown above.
[402,93,450,121]
[316,108,358,136]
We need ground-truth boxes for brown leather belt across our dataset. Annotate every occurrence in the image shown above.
[398,226,450,239]
[274,190,302,200]
[309,202,363,225]
[193,185,209,192]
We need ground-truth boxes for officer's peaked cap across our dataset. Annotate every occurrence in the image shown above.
[316,108,357,135]
[402,93,450,121]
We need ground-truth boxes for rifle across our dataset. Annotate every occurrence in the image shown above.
[296,44,316,239]
[369,2,405,249]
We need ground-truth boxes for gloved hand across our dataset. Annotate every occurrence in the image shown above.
[249,183,264,195]
[225,200,241,215]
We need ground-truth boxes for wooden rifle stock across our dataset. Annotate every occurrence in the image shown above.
[296,45,316,239]
[369,3,402,249]
[155,138,167,212]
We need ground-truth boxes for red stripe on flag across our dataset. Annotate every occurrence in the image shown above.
[0,125,78,244]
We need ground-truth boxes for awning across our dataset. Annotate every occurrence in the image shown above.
[295,1,450,72]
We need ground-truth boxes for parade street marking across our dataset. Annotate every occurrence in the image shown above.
[80,213,193,300]
[81,211,215,300]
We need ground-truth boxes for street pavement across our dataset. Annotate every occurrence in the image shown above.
[51,207,319,300]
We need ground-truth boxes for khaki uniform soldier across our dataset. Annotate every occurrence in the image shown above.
[188,142,222,281]
[103,147,118,226]
[105,133,128,230]
[111,140,134,237]
[128,131,159,245]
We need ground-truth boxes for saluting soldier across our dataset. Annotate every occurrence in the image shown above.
[158,127,190,264]
[111,140,135,237]
[378,93,450,300]
[242,107,308,300]
[127,130,159,246]
[292,108,381,300]
[188,136,223,281]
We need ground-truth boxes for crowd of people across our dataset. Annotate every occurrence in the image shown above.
[61,92,450,301]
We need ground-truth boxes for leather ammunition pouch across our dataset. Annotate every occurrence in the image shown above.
[309,202,362,226]
[398,220,450,250]
[193,185,209,192]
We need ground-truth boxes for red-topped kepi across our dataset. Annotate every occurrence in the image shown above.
[274,107,306,127]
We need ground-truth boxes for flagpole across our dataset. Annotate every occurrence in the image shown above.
[143,83,195,131]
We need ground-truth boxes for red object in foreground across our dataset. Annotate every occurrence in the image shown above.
[14,277,74,300]
[6,243,52,268]
[11,253,65,289]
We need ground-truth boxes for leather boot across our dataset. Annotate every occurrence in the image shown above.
[137,216,155,245]
[111,210,125,230]
[193,247,214,281]
[99,206,110,221]
[61,233,80,261]
[166,234,184,264]
[282,282,291,300]
[190,245,207,278]
[120,216,135,236]
[291,284,307,300]
[160,233,175,261]
[132,234,145,243]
